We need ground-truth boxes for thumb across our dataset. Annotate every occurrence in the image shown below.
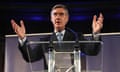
[93,15,97,24]
[20,20,25,29]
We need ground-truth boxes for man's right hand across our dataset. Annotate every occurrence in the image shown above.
[11,19,26,40]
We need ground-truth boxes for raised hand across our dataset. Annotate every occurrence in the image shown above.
[92,13,104,33]
[11,19,26,39]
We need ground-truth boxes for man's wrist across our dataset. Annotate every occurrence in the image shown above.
[92,32,100,40]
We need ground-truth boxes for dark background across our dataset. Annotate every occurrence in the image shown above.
[0,0,120,35]
[0,0,120,72]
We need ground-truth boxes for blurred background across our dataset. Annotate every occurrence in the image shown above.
[0,0,120,72]
[0,0,120,35]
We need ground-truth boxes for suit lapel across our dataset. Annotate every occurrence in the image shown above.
[63,30,74,41]
[50,32,58,41]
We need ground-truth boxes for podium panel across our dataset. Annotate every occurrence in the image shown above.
[85,37,103,72]
[86,48,103,72]
[27,40,102,72]
[5,33,120,72]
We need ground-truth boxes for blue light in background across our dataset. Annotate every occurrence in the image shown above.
[31,16,43,21]
[71,15,87,21]
[25,15,88,21]
[115,13,120,18]
[24,16,43,21]
[24,15,87,21]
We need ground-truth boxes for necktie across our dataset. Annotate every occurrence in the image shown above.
[57,32,63,48]
[57,32,63,42]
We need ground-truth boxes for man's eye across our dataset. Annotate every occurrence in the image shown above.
[60,13,64,16]
[53,13,57,15]
[53,13,65,16]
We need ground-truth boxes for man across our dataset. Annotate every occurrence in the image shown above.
[11,4,104,72]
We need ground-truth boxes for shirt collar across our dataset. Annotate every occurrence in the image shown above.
[55,29,65,36]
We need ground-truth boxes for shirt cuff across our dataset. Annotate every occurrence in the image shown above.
[92,33,100,40]
[18,37,27,46]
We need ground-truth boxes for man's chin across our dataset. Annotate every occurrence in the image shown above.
[56,25,62,28]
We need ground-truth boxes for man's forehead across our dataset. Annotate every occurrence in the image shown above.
[51,8,67,13]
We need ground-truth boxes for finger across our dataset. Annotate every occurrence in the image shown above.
[99,13,104,18]
[20,20,25,29]
[98,18,103,23]
[11,19,14,23]
[14,23,19,33]
[98,13,104,22]
[11,19,20,33]
[92,15,97,28]
[11,19,17,25]
[93,15,97,23]
[11,19,17,30]
[11,19,15,27]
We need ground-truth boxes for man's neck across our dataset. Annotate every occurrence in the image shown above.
[54,29,65,33]
[54,27,66,32]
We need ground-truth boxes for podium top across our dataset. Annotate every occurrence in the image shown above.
[28,40,103,44]
[27,40,103,52]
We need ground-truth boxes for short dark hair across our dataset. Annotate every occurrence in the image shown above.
[51,4,69,14]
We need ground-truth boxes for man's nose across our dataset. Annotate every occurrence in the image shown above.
[56,15,61,20]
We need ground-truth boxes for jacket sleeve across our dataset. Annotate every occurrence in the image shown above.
[18,39,44,62]
[79,33,102,56]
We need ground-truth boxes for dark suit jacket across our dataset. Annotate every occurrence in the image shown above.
[18,27,101,70]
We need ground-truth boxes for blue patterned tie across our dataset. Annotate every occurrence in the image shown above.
[57,32,62,41]
[57,32,63,48]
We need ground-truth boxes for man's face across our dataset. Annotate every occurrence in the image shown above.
[51,8,69,31]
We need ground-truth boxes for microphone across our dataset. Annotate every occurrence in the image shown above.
[48,32,54,51]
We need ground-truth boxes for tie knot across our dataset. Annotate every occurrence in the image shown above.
[57,32,62,36]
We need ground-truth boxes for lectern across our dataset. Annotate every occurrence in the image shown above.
[27,40,103,72]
